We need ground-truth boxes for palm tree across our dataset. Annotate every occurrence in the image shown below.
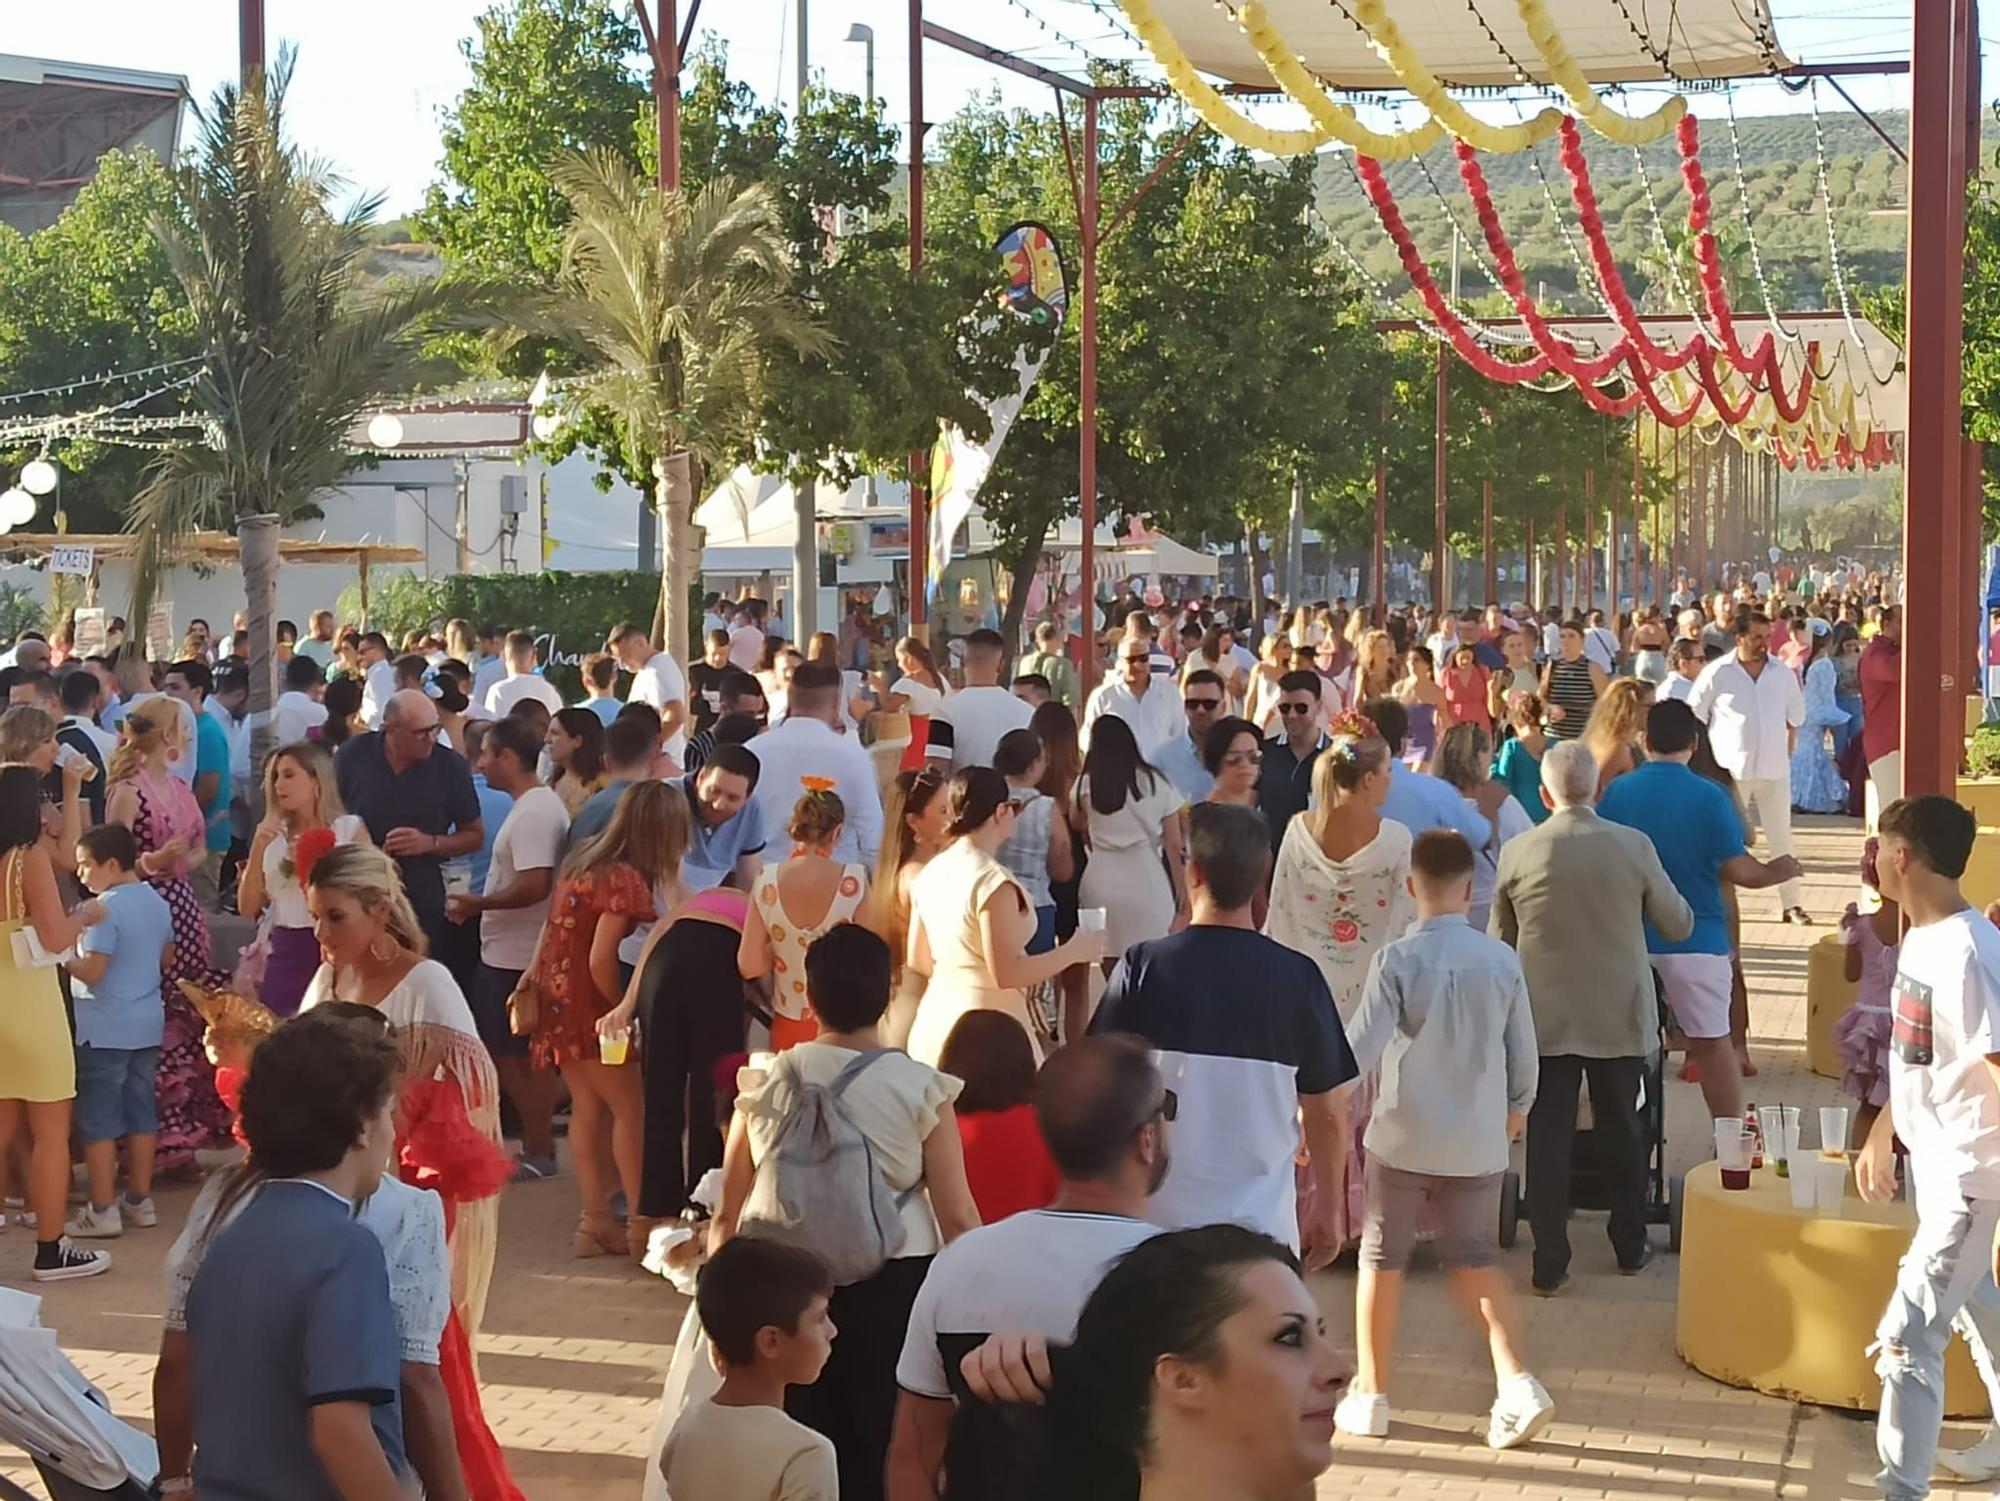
[130,62,498,769]
[523,148,831,658]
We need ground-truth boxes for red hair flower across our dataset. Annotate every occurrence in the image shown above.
[293,827,338,887]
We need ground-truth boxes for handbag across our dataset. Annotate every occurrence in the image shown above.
[8,851,67,969]
[507,977,541,1037]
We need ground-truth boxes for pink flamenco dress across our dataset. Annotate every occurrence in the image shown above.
[1832,903,1897,1109]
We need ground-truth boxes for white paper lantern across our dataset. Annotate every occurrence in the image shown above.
[531,411,561,442]
[0,488,35,528]
[367,413,405,450]
[19,459,58,496]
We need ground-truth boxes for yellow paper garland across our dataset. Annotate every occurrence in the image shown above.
[1344,0,1562,153]
[1118,0,1337,156]
[1238,3,1444,159]
[1513,0,1687,146]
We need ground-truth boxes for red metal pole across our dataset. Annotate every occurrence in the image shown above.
[1079,96,1100,693]
[1651,424,1663,609]
[1434,346,1450,612]
[1556,506,1567,615]
[1903,0,1973,796]
[1633,423,1644,612]
[1526,517,1537,611]
[907,0,929,644]
[1482,478,1495,607]
[1609,477,1620,619]
[240,0,265,85]
[1963,438,1985,770]
[1372,397,1387,626]
[1583,471,1595,613]
[658,0,681,193]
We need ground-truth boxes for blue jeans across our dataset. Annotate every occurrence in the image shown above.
[1875,1192,2000,1497]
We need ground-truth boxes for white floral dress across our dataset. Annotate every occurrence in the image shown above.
[1265,815,1414,1232]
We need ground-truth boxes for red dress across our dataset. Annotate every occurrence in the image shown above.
[1440,664,1492,732]
[956,1103,1060,1223]
[527,865,655,1069]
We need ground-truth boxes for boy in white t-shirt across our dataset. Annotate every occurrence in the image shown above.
[1858,795,2000,1497]
[660,1236,837,1501]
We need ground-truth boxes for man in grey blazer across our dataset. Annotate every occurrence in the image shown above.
[1491,740,1693,1295]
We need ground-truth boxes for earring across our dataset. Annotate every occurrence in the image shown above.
[369,933,397,964]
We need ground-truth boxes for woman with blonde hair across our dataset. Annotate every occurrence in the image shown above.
[299,848,520,1498]
[1581,675,1654,795]
[741,786,871,1052]
[236,742,368,1015]
[523,781,690,1258]
[1244,632,1294,734]
[877,634,951,770]
[1356,629,1398,704]
[107,696,229,1166]
[870,766,951,1047]
[0,705,81,854]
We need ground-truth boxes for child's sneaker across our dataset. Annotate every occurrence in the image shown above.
[1333,1388,1390,1438]
[32,1239,110,1281]
[64,1202,122,1239]
[1487,1374,1555,1450]
[121,1195,158,1229]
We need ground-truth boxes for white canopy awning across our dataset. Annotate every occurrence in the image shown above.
[1151,0,1790,91]
[1043,517,1220,578]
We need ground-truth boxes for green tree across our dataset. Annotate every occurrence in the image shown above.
[0,149,199,532]
[514,150,830,657]
[131,63,502,771]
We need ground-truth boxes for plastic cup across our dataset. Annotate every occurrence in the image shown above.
[1758,1106,1787,1165]
[1078,908,1107,934]
[1820,1105,1852,1154]
[1788,1165,1817,1211]
[1715,1120,1753,1190]
[1813,1155,1849,1216]
[598,1029,631,1066]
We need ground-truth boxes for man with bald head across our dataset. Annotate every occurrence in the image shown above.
[334,688,484,958]
[886,1035,1169,1501]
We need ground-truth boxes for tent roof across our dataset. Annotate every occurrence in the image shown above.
[0,532,424,565]
[1152,0,1790,91]
[0,54,186,234]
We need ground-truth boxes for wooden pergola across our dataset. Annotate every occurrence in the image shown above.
[0,532,425,624]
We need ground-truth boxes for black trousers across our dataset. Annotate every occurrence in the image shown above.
[788,1255,933,1501]
[635,918,747,1218]
[1526,1053,1649,1285]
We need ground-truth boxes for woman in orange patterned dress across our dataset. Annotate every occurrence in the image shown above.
[738,786,869,1052]
[521,782,689,1258]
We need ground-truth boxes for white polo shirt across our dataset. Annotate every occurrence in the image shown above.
[1686,651,1806,784]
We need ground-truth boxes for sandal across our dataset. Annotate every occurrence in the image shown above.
[509,1155,558,1184]
[573,1210,624,1259]
[1783,907,1814,926]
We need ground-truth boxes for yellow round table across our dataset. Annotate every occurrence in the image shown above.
[1805,933,1857,1081]
[1677,1160,1989,1414]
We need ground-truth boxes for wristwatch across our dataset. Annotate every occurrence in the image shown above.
[156,1477,194,1497]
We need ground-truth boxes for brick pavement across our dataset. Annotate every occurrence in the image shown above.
[0,813,1945,1499]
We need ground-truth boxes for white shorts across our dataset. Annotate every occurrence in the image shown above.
[1651,953,1734,1041]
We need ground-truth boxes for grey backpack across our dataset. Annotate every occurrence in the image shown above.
[738,1048,913,1285]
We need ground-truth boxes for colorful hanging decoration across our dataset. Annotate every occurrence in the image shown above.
[1511,0,1688,145]
[1117,0,1345,157]
[1337,0,1564,153]
[1235,4,1445,159]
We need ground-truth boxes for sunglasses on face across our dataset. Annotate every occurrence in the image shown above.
[1184,696,1223,711]
[1224,749,1263,767]
[1278,702,1316,715]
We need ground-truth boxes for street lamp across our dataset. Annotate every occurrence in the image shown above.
[846,23,874,104]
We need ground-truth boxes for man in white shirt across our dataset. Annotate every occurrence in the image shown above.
[482,631,565,722]
[608,620,690,767]
[1660,639,1704,704]
[274,655,330,745]
[1687,612,1808,921]
[886,1037,1167,1500]
[358,632,398,730]
[746,661,882,866]
[1582,611,1620,674]
[1856,796,2000,1493]
[1082,634,1186,759]
[726,601,766,672]
[446,715,567,1178]
[1425,613,1464,668]
[925,629,1031,772]
[469,623,506,708]
[700,592,729,638]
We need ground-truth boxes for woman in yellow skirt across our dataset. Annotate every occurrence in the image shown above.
[0,760,107,1280]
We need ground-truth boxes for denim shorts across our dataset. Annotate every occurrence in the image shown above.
[73,1045,160,1144]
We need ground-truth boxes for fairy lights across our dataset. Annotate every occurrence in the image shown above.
[1808,79,1901,387]
[1510,0,1686,145]
[0,355,204,412]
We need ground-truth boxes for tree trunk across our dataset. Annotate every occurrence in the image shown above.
[239,512,281,811]
[999,534,1046,670]
[656,451,697,661]
[1244,521,1266,639]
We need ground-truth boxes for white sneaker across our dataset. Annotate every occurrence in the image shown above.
[64,1202,121,1239]
[1488,1374,1556,1450]
[121,1196,158,1229]
[1333,1388,1390,1438]
[1936,1423,2000,1481]
[31,1239,110,1281]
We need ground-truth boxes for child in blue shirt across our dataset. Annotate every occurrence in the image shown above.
[64,824,175,1240]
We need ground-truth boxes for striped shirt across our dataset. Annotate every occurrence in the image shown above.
[1543,658,1598,742]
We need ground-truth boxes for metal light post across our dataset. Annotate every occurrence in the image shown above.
[846,23,875,102]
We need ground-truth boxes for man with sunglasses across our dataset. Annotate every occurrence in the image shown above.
[1151,669,1227,805]
[887,1037,1171,1501]
[1256,670,1330,854]
[1081,631,1185,759]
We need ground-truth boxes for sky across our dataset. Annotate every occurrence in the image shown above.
[5,0,1989,221]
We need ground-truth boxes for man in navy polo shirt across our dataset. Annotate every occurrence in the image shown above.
[1599,700,1801,1123]
[677,745,767,892]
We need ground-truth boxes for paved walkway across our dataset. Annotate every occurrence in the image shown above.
[0,813,1934,1499]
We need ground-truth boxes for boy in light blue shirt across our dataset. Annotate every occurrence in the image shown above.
[65,823,176,1241]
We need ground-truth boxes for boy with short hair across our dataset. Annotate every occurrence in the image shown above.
[992,726,1071,955]
[659,1236,837,1501]
[1336,829,1548,1450]
[64,824,176,1242]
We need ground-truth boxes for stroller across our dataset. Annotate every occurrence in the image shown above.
[0,1288,156,1500]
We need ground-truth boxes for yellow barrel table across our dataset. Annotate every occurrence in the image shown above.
[1677,1160,1989,1415]
[1964,827,2000,916]
[1959,776,2000,828]
[1805,933,1856,1081]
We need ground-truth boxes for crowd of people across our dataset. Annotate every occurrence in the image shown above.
[0,556,1975,1501]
